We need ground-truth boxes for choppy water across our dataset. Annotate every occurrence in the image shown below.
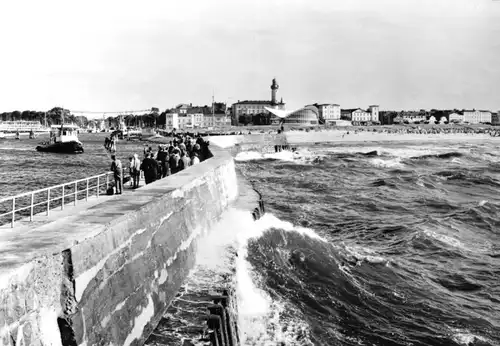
[234,141,500,346]
[2,135,500,345]
[0,133,151,198]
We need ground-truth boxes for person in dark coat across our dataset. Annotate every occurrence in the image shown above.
[110,155,123,194]
[169,149,180,175]
[156,146,170,178]
[141,153,158,185]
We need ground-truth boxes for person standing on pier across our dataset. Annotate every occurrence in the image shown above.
[110,155,123,194]
[129,154,141,188]
[110,136,117,152]
[141,152,158,185]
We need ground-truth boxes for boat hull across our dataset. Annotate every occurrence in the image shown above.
[36,141,84,154]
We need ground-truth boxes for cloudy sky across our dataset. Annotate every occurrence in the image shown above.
[0,0,498,115]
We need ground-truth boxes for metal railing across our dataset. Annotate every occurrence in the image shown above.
[0,172,114,228]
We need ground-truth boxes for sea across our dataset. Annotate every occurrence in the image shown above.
[233,140,500,346]
[1,134,499,346]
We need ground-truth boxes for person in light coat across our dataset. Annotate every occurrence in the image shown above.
[191,152,200,165]
[129,154,141,188]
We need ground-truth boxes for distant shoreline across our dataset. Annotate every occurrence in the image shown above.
[285,130,497,144]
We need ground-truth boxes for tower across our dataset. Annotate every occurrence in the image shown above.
[271,78,279,105]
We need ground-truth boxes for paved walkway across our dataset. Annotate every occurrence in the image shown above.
[0,178,145,232]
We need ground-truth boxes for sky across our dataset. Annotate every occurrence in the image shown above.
[0,0,499,116]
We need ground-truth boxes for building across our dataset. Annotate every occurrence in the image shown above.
[202,114,230,128]
[175,104,191,114]
[492,112,500,125]
[315,104,341,124]
[368,105,380,122]
[265,105,320,125]
[393,111,426,124]
[462,110,492,124]
[449,112,464,123]
[231,78,286,125]
[341,106,380,125]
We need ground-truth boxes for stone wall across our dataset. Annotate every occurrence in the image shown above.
[0,145,239,346]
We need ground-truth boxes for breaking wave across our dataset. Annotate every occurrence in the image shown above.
[236,141,500,345]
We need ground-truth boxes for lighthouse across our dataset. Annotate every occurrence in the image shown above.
[271,78,279,105]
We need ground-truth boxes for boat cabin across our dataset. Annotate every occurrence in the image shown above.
[50,124,81,143]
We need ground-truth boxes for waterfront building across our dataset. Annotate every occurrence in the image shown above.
[492,112,500,125]
[175,104,191,114]
[0,120,47,132]
[265,105,320,125]
[340,105,380,125]
[231,78,286,125]
[449,112,464,123]
[368,105,380,122]
[463,110,492,124]
[202,114,230,128]
[164,112,230,129]
[315,104,341,124]
[393,112,426,124]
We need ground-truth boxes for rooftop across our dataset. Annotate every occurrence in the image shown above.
[233,100,285,105]
[341,108,365,113]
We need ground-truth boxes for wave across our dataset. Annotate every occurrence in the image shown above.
[450,328,493,346]
[235,141,500,346]
[410,152,464,160]
[234,150,324,165]
[236,213,327,345]
[433,170,500,187]
[369,157,404,168]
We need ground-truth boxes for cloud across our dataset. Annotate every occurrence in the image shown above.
[0,0,498,111]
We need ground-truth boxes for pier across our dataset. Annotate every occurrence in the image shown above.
[0,141,266,346]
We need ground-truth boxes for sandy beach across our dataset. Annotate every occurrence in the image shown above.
[208,130,499,148]
[285,130,497,144]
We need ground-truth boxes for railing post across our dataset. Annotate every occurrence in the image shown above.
[105,174,109,191]
[86,178,89,201]
[62,185,65,210]
[11,198,15,228]
[30,192,34,221]
[97,176,100,198]
[74,181,77,206]
[47,188,50,216]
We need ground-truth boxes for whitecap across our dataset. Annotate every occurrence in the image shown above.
[370,157,403,168]
[234,151,264,161]
[235,212,320,345]
[343,244,389,265]
[422,229,465,250]
[450,328,490,346]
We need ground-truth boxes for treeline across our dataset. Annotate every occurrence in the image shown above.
[0,104,228,128]
[0,107,163,128]
[0,107,80,127]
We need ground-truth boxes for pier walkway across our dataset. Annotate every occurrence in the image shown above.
[0,178,146,275]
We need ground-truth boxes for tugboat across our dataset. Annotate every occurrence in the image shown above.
[36,124,84,154]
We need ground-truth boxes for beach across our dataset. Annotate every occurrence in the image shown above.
[208,129,499,149]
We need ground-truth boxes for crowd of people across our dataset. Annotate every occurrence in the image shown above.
[109,134,212,194]
[104,135,117,152]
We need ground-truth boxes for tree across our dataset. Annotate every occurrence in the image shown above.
[11,111,21,121]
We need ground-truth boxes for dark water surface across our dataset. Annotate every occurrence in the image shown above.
[2,136,500,345]
[0,133,151,199]
[235,141,500,345]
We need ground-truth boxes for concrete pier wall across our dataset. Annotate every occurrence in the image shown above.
[0,145,239,346]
